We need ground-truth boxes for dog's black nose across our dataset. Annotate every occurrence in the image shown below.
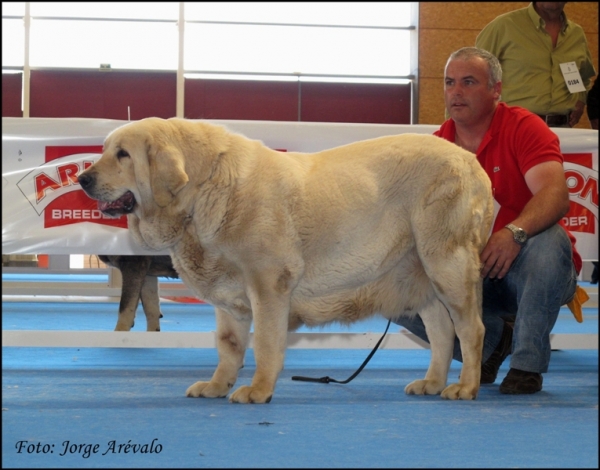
[77,172,93,189]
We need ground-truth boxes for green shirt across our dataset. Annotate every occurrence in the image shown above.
[475,3,596,115]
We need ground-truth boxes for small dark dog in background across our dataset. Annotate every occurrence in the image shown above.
[98,255,178,331]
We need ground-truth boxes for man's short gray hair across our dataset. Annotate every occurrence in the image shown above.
[448,47,503,89]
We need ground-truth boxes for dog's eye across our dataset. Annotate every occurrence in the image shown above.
[116,149,130,159]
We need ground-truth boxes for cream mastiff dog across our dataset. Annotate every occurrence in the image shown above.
[78,118,493,403]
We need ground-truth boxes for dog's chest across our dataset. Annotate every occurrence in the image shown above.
[170,234,250,316]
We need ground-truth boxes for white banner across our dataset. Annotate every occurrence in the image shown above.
[2,118,598,260]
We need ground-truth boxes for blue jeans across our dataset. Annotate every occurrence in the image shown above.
[393,224,578,374]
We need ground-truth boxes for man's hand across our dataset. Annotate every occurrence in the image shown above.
[569,101,585,127]
[480,228,522,279]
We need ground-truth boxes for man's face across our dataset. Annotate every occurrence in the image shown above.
[444,57,501,126]
[535,3,567,17]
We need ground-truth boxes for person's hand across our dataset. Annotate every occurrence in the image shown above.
[569,101,585,127]
[479,229,522,279]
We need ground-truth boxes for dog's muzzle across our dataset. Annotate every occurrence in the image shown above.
[77,172,136,217]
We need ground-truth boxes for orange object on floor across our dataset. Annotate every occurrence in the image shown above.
[566,285,590,323]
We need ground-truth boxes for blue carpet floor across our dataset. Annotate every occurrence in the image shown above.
[2,276,598,468]
[2,347,598,468]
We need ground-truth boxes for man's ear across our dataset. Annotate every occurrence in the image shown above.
[493,81,502,102]
[149,144,189,207]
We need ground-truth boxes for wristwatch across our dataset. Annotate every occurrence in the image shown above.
[505,223,528,245]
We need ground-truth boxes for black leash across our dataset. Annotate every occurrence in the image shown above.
[291,318,391,384]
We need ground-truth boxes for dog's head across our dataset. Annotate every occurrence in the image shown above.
[78,118,190,217]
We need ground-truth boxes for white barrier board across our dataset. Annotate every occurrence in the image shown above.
[2,118,598,259]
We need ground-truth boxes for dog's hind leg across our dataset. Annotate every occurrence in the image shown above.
[139,275,162,332]
[404,298,454,396]
[409,175,488,399]
[422,247,484,400]
[439,270,484,399]
[186,307,250,399]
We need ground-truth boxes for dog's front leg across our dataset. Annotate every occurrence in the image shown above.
[229,287,290,404]
[186,307,250,399]
[113,259,149,331]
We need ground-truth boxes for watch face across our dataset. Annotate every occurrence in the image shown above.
[507,224,527,244]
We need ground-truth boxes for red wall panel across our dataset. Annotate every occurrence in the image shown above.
[2,73,23,117]
[185,79,298,121]
[300,82,411,124]
[30,70,176,120]
[11,71,412,123]
[185,78,411,124]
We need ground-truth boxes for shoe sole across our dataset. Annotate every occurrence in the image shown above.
[499,383,542,394]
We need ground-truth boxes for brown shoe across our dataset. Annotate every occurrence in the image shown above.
[480,320,513,384]
[499,368,543,394]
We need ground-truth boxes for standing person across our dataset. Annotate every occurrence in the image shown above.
[475,2,596,128]
[393,47,581,394]
[587,76,599,283]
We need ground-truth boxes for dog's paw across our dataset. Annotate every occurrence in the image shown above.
[146,322,161,332]
[440,383,478,400]
[404,379,445,396]
[229,385,273,404]
[185,381,230,398]
[114,322,133,332]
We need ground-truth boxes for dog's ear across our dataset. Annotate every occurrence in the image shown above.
[148,145,189,207]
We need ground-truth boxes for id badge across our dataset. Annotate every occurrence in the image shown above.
[560,62,586,93]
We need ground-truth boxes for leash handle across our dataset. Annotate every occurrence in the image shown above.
[291,375,335,384]
[291,319,391,385]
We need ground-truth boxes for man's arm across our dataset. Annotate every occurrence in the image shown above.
[480,161,570,279]
[513,161,571,235]
[587,77,599,130]
[569,100,586,128]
